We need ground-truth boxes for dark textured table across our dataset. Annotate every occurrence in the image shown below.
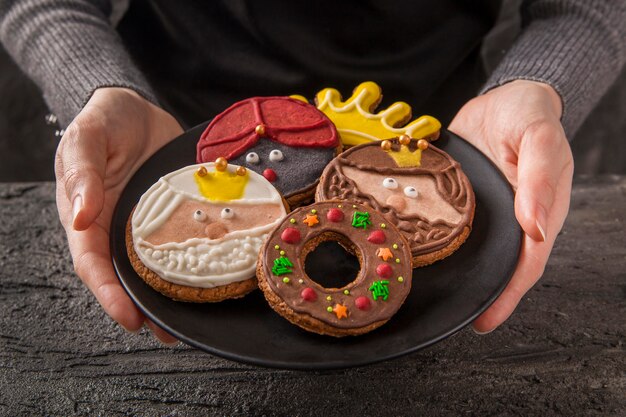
[1,177,625,416]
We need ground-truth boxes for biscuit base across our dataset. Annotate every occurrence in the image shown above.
[125,216,257,303]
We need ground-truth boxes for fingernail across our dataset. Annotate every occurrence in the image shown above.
[535,205,548,242]
[72,194,83,224]
[472,326,495,335]
[122,323,143,334]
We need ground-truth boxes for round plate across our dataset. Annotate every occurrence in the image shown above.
[111,124,522,370]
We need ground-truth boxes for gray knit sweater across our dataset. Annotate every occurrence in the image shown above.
[1,0,625,136]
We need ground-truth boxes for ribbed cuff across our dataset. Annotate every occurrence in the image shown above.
[0,0,159,126]
[481,1,626,137]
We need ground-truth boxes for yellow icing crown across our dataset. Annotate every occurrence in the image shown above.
[292,81,441,146]
[194,160,249,201]
[381,137,429,167]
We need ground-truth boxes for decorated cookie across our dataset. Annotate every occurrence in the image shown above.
[257,201,413,337]
[127,160,288,302]
[316,136,475,267]
[293,81,441,147]
[196,96,341,207]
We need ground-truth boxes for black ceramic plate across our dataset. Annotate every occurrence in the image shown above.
[111,124,522,370]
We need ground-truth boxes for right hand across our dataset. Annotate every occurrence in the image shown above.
[55,87,184,343]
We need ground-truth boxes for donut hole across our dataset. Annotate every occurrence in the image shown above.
[303,232,361,290]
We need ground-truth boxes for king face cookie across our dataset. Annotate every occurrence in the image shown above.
[316,136,475,267]
[127,160,288,302]
[196,96,341,207]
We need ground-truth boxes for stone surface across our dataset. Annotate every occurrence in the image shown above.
[1,178,625,416]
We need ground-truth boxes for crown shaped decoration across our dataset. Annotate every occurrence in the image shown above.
[292,81,441,146]
[194,158,249,201]
[381,136,430,167]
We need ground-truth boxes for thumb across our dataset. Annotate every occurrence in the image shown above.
[514,122,568,242]
[55,120,107,231]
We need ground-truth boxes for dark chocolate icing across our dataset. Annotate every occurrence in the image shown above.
[317,139,474,257]
[262,201,413,329]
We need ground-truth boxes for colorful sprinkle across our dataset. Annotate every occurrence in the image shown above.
[301,287,317,301]
[352,211,372,229]
[376,247,394,261]
[280,250,285,256]
[311,209,317,214]
[397,276,404,283]
[298,279,304,284]
[274,245,280,250]
[326,295,332,301]
[327,306,333,313]
[271,256,293,276]
[338,204,343,208]
[355,296,371,310]
[369,280,390,301]
[333,304,348,319]
[282,277,290,284]
[343,289,350,295]
[367,230,386,244]
[281,227,301,244]
[303,214,319,227]
[395,258,401,264]
[392,243,399,249]
[327,208,344,222]
[290,218,296,224]
[380,223,387,229]
[376,263,393,279]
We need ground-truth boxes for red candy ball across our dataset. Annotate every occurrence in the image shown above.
[263,168,277,182]
[327,208,344,222]
[376,263,393,279]
[281,227,301,244]
[355,296,371,310]
[367,230,386,244]
[301,287,317,302]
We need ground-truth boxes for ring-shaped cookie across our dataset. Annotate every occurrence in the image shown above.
[257,201,413,337]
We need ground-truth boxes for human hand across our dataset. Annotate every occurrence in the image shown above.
[55,87,184,343]
[449,80,574,333]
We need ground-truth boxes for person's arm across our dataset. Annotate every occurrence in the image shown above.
[1,1,183,343]
[450,0,626,333]
[0,0,157,126]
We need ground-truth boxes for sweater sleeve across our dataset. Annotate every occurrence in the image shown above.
[0,0,159,127]
[481,0,626,137]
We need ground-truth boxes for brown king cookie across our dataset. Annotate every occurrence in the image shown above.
[257,201,413,337]
[316,136,475,267]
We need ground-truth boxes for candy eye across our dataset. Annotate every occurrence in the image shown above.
[221,208,235,219]
[382,178,398,189]
[246,152,260,164]
[269,149,284,162]
[193,210,207,222]
[404,186,418,198]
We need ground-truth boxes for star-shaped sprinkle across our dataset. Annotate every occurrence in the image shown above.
[376,247,394,261]
[303,214,319,227]
[333,303,348,319]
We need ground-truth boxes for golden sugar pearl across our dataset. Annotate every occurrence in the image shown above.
[236,166,247,176]
[417,139,429,150]
[398,134,411,146]
[380,140,392,151]
[215,157,228,172]
[255,124,266,136]
[196,166,208,177]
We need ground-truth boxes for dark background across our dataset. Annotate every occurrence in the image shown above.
[1,2,625,182]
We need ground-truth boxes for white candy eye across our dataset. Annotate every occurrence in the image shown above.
[221,208,235,219]
[382,177,398,189]
[269,149,284,162]
[193,210,207,222]
[246,152,260,164]
[404,186,418,198]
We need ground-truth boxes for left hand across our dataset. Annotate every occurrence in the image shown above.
[449,80,574,333]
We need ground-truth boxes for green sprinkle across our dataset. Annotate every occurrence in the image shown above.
[290,218,296,224]
[351,211,372,229]
[282,277,290,284]
[311,209,317,214]
[369,280,390,301]
[395,258,401,264]
[326,295,332,301]
[272,256,294,276]
[392,243,398,249]
[397,276,404,283]
[381,223,387,229]
[343,289,350,295]
[274,245,280,250]
[327,306,333,313]
[280,250,285,256]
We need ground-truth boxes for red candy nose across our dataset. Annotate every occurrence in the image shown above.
[263,168,277,182]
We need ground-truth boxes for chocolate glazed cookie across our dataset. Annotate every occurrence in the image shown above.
[257,201,413,337]
[316,137,475,267]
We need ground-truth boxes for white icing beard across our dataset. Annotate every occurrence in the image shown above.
[131,163,287,288]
